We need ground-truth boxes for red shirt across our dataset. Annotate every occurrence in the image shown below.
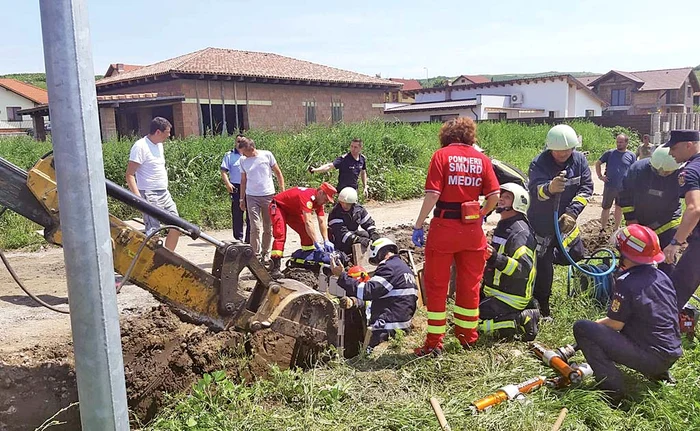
[425,143,499,202]
[274,187,325,216]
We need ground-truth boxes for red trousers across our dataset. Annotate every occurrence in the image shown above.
[270,202,315,258]
[423,217,487,348]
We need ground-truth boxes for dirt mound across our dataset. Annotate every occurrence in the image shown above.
[384,224,425,265]
[579,219,613,255]
[0,306,246,431]
[282,267,320,289]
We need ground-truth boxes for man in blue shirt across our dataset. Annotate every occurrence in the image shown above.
[595,134,637,233]
[574,224,681,405]
[309,138,368,197]
[220,135,250,241]
[663,130,700,311]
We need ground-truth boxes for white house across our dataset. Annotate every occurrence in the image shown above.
[0,79,49,135]
[384,75,606,123]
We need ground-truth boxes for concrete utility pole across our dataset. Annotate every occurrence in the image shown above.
[38,0,129,429]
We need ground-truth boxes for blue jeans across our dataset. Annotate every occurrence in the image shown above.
[230,184,249,242]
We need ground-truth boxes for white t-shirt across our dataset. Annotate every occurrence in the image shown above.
[129,136,169,190]
[240,150,277,196]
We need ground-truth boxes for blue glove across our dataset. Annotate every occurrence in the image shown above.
[323,240,335,253]
[314,242,324,252]
[412,227,425,247]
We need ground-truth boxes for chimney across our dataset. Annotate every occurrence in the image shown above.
[116,63,125,74]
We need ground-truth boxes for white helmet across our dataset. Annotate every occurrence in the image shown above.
[368,238,398,265]
[545,125,581,151]
[650,147,681,172]
[500,182,529,216]
[338,187,358,204]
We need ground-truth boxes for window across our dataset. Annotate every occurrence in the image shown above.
[331,100,343,123]
[585,109,595,117]
[429,114,459,122]
[304,101,316,125]
[611,89,626,106]
[666,90,673,104]
[548,111,556,118]
[6,107,22,122]
[688,86,693,98]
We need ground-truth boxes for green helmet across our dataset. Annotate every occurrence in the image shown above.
[650,147,681,172]
[545,125,581,151]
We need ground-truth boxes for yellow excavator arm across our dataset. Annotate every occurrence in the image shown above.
[0,153,337,369]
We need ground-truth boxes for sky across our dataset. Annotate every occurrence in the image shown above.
[1,0,699,79]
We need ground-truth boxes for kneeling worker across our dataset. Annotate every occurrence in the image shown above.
[269,182,337,278]
[330,238,418,351]
[328,187,380,256]
[573,225,681,405]
[479,183,540,341]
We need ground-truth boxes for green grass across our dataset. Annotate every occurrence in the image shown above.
[0,120,626,249]
[145,267,700,430]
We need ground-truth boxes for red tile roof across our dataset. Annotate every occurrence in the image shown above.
[588,67,698,91]
[97,47,400,88]
[0,79,49,104]
[104,63,143,77]
[389,78,422,91]
[576,75,602,86]
[453,75,491,84]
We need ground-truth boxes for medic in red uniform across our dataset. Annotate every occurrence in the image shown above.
[268,182,337,279]
[412,118,500,355]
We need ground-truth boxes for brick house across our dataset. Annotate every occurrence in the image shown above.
[386,78,422,104]
[92,47,399,139]
[587,67,700,116]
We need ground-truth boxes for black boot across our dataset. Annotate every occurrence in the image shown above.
[518,308,541,341]
[270,257,283,280]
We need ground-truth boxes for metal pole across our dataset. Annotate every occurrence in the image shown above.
[38,1,129,429]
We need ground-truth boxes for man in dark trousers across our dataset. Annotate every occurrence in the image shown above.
[330,238,418,352]
[328,187,380,256]
[595,134,636,233]
[479,183,540,341]
[528,124,593,318]
[574,224,681,405]
[220,135,250,242]
[618,147,681,277]
[309,138,368,197]
[663,130,700,310]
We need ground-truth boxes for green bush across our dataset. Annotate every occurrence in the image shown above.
[0,120,627,249]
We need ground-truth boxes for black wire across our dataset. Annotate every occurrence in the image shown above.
[0,247,70,314]
[115,224,188,293]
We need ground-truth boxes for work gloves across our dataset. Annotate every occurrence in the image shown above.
[558,213,577,236]
[412,227,425,247]
[323,240,335,253]
[548,171,567,194]
[369,232,381,242]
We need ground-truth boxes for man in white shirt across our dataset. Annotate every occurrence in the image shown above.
[238,137,285,261]
[125,117,180,251]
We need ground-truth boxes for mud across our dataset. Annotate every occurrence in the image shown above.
[579,219,614,255]
[0,306,247,431]
[282,267,320,289]
[384,224,425,265]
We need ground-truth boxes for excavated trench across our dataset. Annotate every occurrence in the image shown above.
[0,222,614,430]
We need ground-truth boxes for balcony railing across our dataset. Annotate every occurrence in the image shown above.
[0,120,34,129]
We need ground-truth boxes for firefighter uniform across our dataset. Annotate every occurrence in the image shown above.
[479,212,538,339]
[337,255,418,348]
[574,265,682,401]
[328,202,378,255]
[270,187,325,258]
[527,150,593,316]
[618,158,681,276]
[422,144,500,349]
[672,152,700,310]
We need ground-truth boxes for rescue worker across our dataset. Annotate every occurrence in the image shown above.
[663,130,700,311]
[330,238,418,351]
[618,146,682,277]
[573,224,681,405]
[328,187,380,256]
[268,182,337,279]
[412,118,500,355]
[309,138,369,197]
[528,124,593,318]
[479,183,540,341]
